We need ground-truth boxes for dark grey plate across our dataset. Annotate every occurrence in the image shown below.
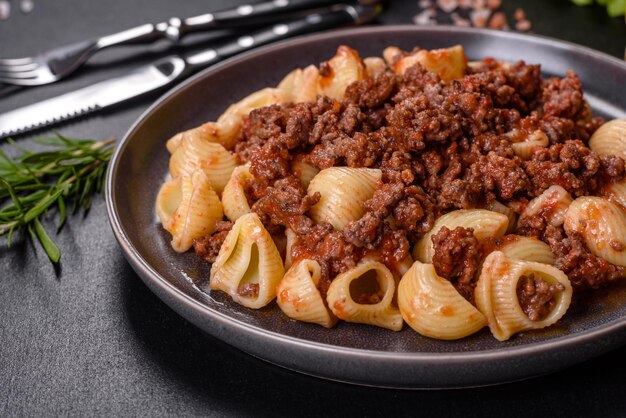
[106,25,626,389]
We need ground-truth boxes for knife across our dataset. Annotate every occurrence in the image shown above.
[0,2,381,139]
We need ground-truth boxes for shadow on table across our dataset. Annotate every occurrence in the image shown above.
[122,271,626,417]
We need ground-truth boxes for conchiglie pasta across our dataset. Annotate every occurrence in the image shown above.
[216,87,287,149]
[327,259,403,331]
[308,167,381,231]
[284,228,297,271]
[386,45,466,82]
[588,118,626,159]
[277,64,320,103]
[221,164,253,222]
[318,45,366,100]
[475,251,572,341]
[413,209,509,263]
[210,213,284,309]
[398,261,486,340]
[363,56,387,77]
[156,169,223,253]
[520,185,573,227]
[276,259,337,328]
[563,196,626,267]
[496,236,556,265]
[291,158,320,190]
[168,135,236,194]
[166,122,220,154]
[510,129,549,160]
[485,200,517,233]
[394,253,415,278]
[601,178,626,210]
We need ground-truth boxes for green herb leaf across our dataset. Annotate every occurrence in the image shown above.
[33,217,61,263]
[0,134,115,263]
[569,0,626,16]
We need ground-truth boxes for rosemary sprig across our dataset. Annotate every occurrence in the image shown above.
[0,134,115,262]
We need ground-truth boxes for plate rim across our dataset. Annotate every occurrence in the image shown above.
[105,24,626,386]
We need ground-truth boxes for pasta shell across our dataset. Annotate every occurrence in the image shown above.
[319,46,366,101]
[169,135,236,194]
[563,196,626,267]
[155,176,181,227]
[394,253,415,279]
[308,167,382,231]
[601,178,626,210]
[291,158,320,190]
[398,261,486,340]
[588,118,626,159]
[277,64,320,103]
[276,259,338,328]
[216,87,287,149]
[166,122,220,154]
[383,46,402,67]
[156,170,223,253]
[413,209,509,263]
[363,57,388,77]
[510,130,549,160]
[210,213,285,309]
[496,236,556,265]
[221,164,253,222]
[391,45,466,82]
[284,228,297,271]
[327,259,403,331]
[520,185,573,227]
[475,251,572,341]
[485,200,517,233]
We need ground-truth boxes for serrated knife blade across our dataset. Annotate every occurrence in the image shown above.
[0,56,187,138]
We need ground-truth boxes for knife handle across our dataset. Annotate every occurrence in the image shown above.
[96,0,344,49]
[181,0,344,34]
[184,3,381,71]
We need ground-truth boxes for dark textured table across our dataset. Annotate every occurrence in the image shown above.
[1,0,626,415]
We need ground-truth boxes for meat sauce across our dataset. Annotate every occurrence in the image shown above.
[195,54,626,318]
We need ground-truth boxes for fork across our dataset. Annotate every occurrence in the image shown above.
[0,0,342,86]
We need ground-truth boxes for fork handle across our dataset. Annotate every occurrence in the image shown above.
[95,0,342,49]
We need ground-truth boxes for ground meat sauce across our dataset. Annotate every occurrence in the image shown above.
[516,273,565,321]
[431,226,480,302]
[194,52,626,304]
[193,221,233,263]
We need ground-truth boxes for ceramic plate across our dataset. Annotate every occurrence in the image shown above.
[106,26,626,388]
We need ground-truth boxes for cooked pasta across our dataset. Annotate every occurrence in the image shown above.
[496,236,556,266]
[156,169,223,253]
[307,167,382,231]
[277,64,321,103]
[209,213,284,309]
[485,200,518,233]
[520,185,573,228]
[602,178,626,209]
[291,158,320,190]
[475,251,572,341]
[563,196,626,267]
[318,45,366,100]
[276,259,337,328]
[326,259,403,331]
[398,261,487,340]
[506,129,549,160]
[588,118,626,159]
[413,209,509,263]
[155,44,626,342]
[214,88,288,150]
[384,45,466,81]
[221,164,253,222]
[168,135,236,194]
